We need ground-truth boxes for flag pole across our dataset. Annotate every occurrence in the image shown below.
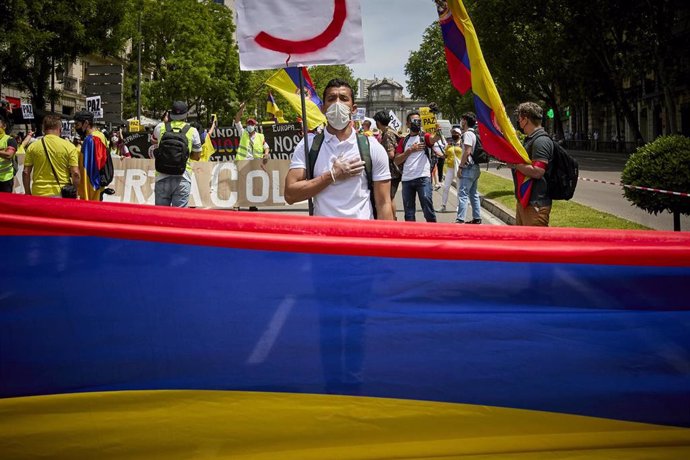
[297,66,314,216]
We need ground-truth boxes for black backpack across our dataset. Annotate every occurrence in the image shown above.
[99,151,114,186]
[534,132,579,200]
[469,128,489,164]
[308,133,376,217]
[155,122,191,175]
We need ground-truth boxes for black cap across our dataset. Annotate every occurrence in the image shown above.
[74,110,94,122]
[169,101,188,121]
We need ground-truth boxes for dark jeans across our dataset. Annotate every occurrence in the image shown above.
[0,179,13,193]
[437,157,445,181]
[402,176,436,222]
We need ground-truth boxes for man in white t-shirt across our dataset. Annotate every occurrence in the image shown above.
[456,112,482,224]
[284,79,393,220]
[393,112,442,222]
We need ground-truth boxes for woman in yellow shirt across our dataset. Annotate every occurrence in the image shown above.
[438,128,463,213]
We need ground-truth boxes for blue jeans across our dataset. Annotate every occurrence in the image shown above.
[155,176,191,207]
[402,176,436,222]
[456,164,481,222]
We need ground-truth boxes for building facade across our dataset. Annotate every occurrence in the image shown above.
[355,78,428,130]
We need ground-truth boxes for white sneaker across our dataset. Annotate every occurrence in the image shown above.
[438,205,446,213]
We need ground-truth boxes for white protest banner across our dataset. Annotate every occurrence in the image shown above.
[86,96,103,119]
[236,0,365,70]
[21,103,34,120]
[388,111,402,132]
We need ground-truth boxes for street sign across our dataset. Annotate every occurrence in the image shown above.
[21,103,34,120]
[86,96,103,119]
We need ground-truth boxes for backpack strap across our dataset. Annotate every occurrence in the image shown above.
[165,122,173,134]
[40,137,63,188]
[307,133,325,181]
[356,134,373,191]
[356,133,376,219]
[180,124,191,135]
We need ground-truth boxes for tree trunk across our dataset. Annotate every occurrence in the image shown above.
[617,91,644,143]
[659,65,678,135]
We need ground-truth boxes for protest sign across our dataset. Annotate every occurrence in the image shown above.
[21,104,34,120]
[86,96,103,119]
[236,0,365,70]
[420,107,437,133]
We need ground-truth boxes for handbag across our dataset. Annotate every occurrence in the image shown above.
[41,138,77,199]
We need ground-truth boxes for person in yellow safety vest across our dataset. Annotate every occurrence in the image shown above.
[234,101,270,160]
[0,114,19,193]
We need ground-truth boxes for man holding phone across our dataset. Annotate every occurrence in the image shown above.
[394,112,442,222]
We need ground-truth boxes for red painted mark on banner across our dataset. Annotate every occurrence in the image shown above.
[255,0,347,54]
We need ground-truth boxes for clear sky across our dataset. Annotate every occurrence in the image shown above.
[350,0,440,95]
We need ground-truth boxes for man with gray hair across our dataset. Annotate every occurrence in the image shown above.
[511,102,554,226]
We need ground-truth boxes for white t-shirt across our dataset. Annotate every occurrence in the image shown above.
[463,129,477,165]
[290,129,391,219]
[433,139,446,158]
[401,135,431,181]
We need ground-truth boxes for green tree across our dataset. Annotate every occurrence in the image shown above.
[622,135,690,231]
[1,0,131,130]
[128,0,239,123]
[405,23,473,121]
[308,65,357,101]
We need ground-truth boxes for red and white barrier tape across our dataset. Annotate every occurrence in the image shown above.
[492,162,689,197]
[580,177,690,197]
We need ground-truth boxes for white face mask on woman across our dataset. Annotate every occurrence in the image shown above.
[325,101,352,131]
[111,136,118,144]
[246,125,255,134]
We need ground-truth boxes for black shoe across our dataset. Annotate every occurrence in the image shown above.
[467,219,482,224]
[455,219,464,224]
[249,206,259,211]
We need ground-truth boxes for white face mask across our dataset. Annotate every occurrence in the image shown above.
[246,125,255,133]
[325,101,352,131]
[111,136,118,144]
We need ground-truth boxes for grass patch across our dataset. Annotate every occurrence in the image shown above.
[478,172,650,230]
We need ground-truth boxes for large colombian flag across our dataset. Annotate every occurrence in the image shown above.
[1,194,690,458]
[265,67,327,131]
[438,0,535,207]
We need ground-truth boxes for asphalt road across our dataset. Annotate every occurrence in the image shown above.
[486,150,690,232]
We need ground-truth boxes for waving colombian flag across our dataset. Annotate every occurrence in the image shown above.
[81,131,109,190]
[266,91,287,123]
[437,0,534,207]
[1,194,690,457]
[265,67,327,131]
